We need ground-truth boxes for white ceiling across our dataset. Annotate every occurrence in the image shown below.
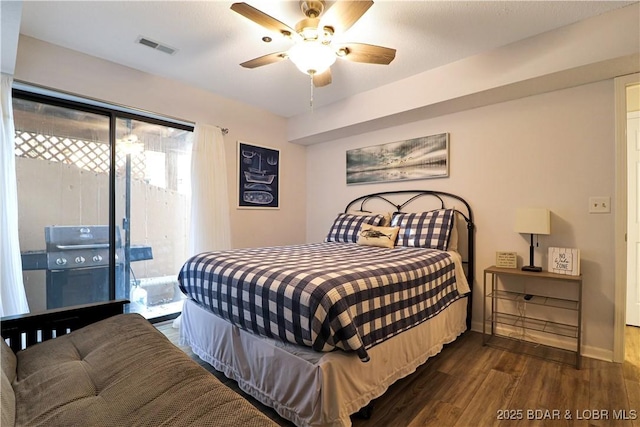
[18,1,637,118]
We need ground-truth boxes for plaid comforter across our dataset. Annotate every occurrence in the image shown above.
[178,242,467,362]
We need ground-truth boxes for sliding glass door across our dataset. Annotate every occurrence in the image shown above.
[12,89,193,321]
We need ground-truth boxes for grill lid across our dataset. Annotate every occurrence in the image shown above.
[45,225,121,249]
[44,226,122,269]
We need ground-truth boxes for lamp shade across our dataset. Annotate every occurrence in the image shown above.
[514,208,551,235]
[288,40,336,75]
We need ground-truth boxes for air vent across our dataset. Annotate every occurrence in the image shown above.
[136,36,177,55]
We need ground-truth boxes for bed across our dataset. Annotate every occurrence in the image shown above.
[178,190,475,427]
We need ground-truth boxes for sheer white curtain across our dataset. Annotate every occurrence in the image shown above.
[0,74,29,316]
[174,124,230,329]
[189,124,231,255]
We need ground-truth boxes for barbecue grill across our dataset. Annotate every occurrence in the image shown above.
[21,226,153,309]
[44,225,125,309]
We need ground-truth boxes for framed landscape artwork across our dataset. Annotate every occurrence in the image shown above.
[237,141,279,209]
[346,133,449,185]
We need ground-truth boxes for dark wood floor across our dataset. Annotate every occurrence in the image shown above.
[157,322,640,427]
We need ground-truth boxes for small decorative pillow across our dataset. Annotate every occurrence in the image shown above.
[325,213,384,243]
[357,225,400,248]
[392,209,455,250]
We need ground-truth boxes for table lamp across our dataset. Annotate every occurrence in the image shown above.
[514,208,550,272]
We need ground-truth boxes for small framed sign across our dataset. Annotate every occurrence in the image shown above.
[548,247,580,276]
[496,251,518,269]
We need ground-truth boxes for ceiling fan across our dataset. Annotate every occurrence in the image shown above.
[230,1,396,88]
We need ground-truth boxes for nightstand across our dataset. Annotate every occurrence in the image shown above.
[482,266,583,369]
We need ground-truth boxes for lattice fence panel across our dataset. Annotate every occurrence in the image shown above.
[14,131,147,181]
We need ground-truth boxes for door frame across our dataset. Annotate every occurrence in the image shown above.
[614,72,640,363]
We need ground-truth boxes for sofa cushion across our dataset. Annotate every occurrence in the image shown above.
[12,313,277,427]
[1,339,16,427]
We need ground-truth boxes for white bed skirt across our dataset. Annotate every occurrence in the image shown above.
[181,297,468,427]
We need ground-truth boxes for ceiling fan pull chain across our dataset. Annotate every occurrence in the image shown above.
[309,73,314,111]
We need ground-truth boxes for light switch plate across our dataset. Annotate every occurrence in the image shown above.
[589,196,611,213]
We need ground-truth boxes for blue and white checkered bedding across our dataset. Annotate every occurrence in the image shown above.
[178,242,467,362]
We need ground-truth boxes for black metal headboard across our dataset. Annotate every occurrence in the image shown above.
[344,190,475,329]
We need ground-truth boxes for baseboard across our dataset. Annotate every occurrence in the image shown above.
[470,320,614,362]
[581,345,614,362]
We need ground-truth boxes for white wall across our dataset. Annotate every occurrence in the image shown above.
[14,35,307,249]
[0,1,21,74]
[306,81,615,359]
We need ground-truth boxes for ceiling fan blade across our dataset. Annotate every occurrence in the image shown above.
[231,3,295,37]
[240,52,287,69]
[320,1,374,34]
[335,43,396,65]
[313,68,332,87]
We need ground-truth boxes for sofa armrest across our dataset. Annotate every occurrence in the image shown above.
[1,299,129,353]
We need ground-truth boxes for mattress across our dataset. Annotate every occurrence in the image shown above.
[180,296,468,427]
[179,242,469,362]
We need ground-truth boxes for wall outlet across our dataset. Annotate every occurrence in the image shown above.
[589,196,611,213]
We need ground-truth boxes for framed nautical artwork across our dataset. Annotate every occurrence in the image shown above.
[346,133,449,185]
[548,247,580,276]
[237,141,280,209]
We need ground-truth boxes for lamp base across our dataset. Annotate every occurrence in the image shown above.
[522,265,543,272]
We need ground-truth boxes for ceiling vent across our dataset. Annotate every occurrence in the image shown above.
[136,36,177,55]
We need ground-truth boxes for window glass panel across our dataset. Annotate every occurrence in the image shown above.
[115,118,193,320]
[13,98,111,312]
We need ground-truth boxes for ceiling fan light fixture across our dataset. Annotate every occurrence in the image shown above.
[230,0,395,90]
[288,40,336,75]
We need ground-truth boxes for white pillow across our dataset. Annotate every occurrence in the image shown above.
[357,225,400,249]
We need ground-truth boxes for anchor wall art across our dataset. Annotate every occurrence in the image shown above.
[346,133,449,185]
[238,141,280,209]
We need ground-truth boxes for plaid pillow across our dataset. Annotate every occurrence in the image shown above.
[325,213,385,243]
[392,209,455,250]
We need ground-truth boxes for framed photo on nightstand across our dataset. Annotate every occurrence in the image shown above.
[548,247,580,276]
[495,251,517,269]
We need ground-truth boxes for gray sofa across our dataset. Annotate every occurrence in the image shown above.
[1,300,279,427]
